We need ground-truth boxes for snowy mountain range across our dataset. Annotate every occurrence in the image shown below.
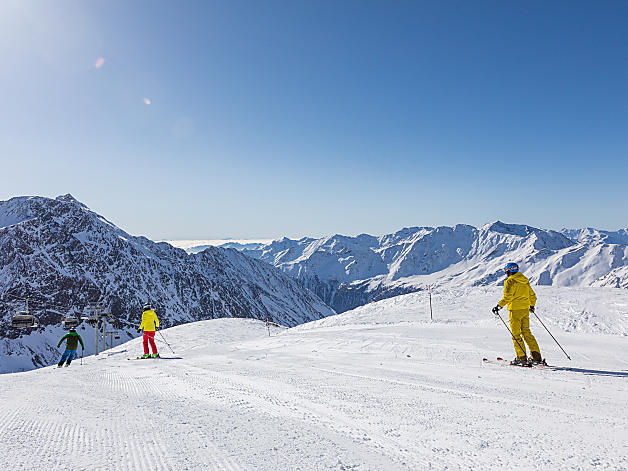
[241,222,628,312]
[165,239,270,254]
[189,241,266,254]
[0,194,333,372]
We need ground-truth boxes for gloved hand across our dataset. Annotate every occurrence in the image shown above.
[137,328,141,333]
[492,305,500,315]
[529,306,535,313]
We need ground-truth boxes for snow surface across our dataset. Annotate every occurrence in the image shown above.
[2,287,627,470]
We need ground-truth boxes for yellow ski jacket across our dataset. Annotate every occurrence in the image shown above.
[139,309,159,332]
[498,272,537,311]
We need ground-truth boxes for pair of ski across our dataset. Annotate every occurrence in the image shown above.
[128,355,181,360]
[483,357,552,369]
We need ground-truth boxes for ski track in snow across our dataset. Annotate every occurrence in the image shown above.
[1,289,628,470]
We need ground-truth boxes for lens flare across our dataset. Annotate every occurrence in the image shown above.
[94,57,105,68]
[143,97,151,105]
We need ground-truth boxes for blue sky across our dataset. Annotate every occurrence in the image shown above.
[0,1,626,239]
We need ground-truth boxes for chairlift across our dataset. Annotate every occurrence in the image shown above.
[11,299,39,328]
[11,312,39,329]
[81,315,98,326]
[62,316,80,329]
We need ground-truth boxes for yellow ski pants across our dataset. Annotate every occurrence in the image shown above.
[509,309,540,358]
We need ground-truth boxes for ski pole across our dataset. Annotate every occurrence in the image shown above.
[532,311,571,360]
[157,330,175,354]
[81,348,83,365]
[494,309,528,359]
[428,285,433,321]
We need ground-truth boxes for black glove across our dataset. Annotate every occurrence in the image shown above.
[137,328,141,333]
[530,306,535,313]
[492,305,500,315]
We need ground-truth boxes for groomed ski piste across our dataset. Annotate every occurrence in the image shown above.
[1,286,627,470]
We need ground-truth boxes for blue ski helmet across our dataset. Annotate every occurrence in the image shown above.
[503,262,519,274]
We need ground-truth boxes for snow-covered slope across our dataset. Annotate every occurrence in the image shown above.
[562,227,628,246]
[0,195,333,373]
[244,222,628,312]
[1,287,627,470]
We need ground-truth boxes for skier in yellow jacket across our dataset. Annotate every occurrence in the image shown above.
[492,263,543,365]
[137,304,159,359]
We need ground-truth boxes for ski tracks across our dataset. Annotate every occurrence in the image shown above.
[0,364,245,471]
[91,366,245,471]
[0,390,100,471]
[309,363,628,470]
[174,363,455,470]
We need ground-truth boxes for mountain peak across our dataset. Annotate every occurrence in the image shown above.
[55,193,88,208]
[484,221,536,237]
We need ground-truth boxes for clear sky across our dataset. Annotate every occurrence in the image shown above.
[0,1,626,240]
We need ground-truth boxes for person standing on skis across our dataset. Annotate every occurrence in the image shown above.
[137,304,159,358]
[56,328,84,368]
[492,263,544,366]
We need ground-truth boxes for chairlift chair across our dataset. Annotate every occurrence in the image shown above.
[62,316,80,329]
[10,299,39,329]
[82,315,98,326]
[11,312,39,329]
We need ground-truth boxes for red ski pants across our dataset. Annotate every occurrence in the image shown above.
[143,331,158,354]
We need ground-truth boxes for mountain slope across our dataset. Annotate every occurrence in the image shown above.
[2,287,627,470]
[244,222,628,312]
[0,194,334,372]
[561,227,628,246]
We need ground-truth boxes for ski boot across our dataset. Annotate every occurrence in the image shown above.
[528,352,547,366]
[57,364,64,368]
[150,353,160,358]
[529,351,546,365]
[141,353,150,359]
[510,356,530,367]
